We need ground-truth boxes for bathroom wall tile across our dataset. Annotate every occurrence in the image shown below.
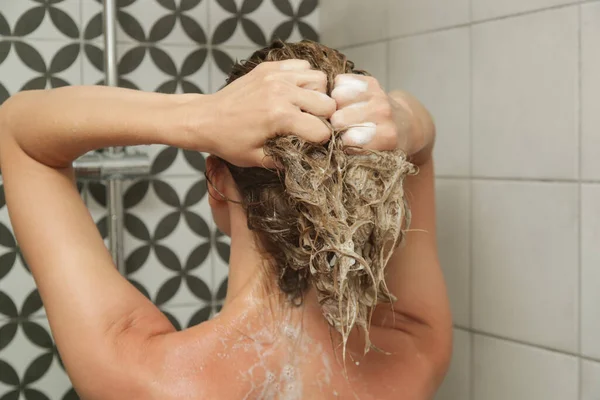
[81,0,104,43]
[0,317,75,400]
[118,0,209,45]
[472,7,579,179]
[472,334,579,400]
[135,144,208,177]
[472,0,576,21]
[582,184,600,360]
[320,0,388,48]
[435,179,470,327]
[209,46,257,93]
[212,228,230,307]
[82,41,104,86]
[121,177,213,308]
[341,42,388,90]
[582,359,600,400]
[209,0,318,47]
[0,39,82,98]
[160,303,216,331]
[389,28,470,176]
[0,183,44,320]
[582,2,600,181]
[0,0,80,40]
[117,42,209,94]
[0,253,44,321]
[436,329,471,400]
[388,0,470,37]
[472,181,579,352]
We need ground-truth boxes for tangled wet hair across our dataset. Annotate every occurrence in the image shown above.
[216,40,416,358]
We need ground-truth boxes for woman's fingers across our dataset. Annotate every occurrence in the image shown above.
[331,74,373,108]
[282,110,332,144]
[290,70,328,92]
[330,101,370,129]
[259,59,311,72]
[290,85,337,118]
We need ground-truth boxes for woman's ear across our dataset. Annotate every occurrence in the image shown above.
[206,155,227,208]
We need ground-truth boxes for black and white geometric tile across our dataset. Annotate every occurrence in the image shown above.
[0,0,319,397]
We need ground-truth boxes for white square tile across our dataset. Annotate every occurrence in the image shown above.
[341,42,388,90]
[388,0,470,37]
[472,181,579,352]
[320,0,388,49]
[472,0,576,21]
[472,7,579,179]
[582,2,600,180]
[389,28,470,176]
[435,329,471,400]
[435,179,470,327]
[582,359,600,400]
[582,184,600,359]
[472,335,578,400]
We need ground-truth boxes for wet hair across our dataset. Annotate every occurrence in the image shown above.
[218,40,416,358]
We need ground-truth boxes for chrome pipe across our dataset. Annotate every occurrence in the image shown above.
[74,152,151,180]
[103,0,126,275]
[103,0,118,88]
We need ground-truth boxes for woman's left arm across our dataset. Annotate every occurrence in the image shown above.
[0,87,196,398]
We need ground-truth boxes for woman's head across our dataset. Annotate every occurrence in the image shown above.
[207,40,415,355]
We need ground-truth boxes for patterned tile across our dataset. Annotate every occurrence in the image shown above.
[0,0,80,41]
[82,41,104,85]
[0,317,77,400]
[209,0,318,47]
[0,1,320,397]
[160,303,216,331]
[209,46,256,92]
[0,39,82,99]
[81,0,104,43]
[117,42,209,93]
[116,0,210,45]
[212,228,230,305]
[0,184,43,322]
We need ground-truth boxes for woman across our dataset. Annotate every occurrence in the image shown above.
[0,41,451,399]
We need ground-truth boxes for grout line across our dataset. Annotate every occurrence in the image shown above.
[577,3,584,399]
[454,324,600,364]
[336,0,599,51]
[435,175,600,184]
[385,39,390,91]
[467,17,475,400]
[79,0,84,85]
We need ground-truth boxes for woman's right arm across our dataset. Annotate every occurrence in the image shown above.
[0,59,335,169]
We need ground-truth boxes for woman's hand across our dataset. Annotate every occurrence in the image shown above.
[191,59,337,167]
[330,74,435,164]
